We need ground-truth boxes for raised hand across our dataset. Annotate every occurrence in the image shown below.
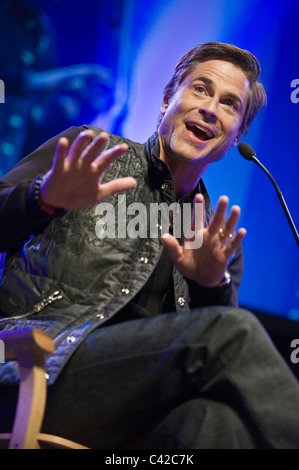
[162,194,246,287]
[39,130,136,211]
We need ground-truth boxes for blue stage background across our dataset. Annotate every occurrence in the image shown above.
[1,0,298,321]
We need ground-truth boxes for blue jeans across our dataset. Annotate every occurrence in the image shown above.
[1,307,299,448]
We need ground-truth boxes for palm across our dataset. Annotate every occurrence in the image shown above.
[162,194,246,287]
[40,130,136,211]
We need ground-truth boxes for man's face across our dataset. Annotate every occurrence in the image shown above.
[158,60,250,168]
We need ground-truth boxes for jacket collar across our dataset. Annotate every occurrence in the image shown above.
[145,132,212,221]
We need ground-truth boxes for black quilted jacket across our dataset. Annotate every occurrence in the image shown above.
[0,126,243,384]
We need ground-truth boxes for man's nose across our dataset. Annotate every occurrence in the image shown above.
[199,98,218,120]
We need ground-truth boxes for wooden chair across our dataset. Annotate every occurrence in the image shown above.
[0,328,89,449]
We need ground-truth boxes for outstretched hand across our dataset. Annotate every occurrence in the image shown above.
[40,130,136,211]
[162,194,246,287]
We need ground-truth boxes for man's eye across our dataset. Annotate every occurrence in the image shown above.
[194,86,205,94]
[225,100,237,110]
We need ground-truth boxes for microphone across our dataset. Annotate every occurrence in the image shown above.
[238,142,299,247]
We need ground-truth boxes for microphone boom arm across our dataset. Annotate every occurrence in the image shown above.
[251,155,299,247]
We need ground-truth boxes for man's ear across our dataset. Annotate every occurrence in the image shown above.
[231,132,242,147]
[161,94,169,114]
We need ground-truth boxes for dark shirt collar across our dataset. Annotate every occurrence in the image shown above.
[145,131,213,221]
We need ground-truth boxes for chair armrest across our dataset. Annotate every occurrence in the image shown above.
[0,328,55,361]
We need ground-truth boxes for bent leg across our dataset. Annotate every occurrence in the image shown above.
[41,307,299,448]
[1,306,298,448]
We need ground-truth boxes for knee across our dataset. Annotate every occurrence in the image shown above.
[192,306,270,354]
[224,307,265,332]
[195,305,263,332]
[212,307,274,363]
[218,306,260,325]
[217,307,268,341]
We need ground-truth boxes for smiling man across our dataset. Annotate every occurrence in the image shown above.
[1,42,299,449]
[159,61,249,172]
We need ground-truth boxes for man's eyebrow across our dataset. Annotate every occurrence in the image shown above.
[193,76,213,86]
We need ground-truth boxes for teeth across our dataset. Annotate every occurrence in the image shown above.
[193,125,213,139]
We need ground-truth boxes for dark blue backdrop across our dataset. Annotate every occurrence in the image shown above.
[1,0,298,320]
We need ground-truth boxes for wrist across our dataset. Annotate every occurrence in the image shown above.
[195,270,231,289]
[31,175,67,217]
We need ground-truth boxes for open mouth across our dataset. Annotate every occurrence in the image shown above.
[185,123,214,141]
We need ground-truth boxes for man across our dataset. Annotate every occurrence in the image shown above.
[0,42,299,449]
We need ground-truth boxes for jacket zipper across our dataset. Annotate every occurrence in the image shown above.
[0,290,62,323]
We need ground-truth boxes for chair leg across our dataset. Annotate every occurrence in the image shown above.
[9,349,47,449]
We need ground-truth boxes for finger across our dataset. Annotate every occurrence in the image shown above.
[66,130,95,163]
[161,233,183,262]
[191,193,205,232]
[182,194,205,248]
[81,132,110,166]
[93,143,129,175]
[224,227,247,257]
[208,196,229,235]
[96,176,136,201]
[52,137,69,172]
[219,205,241,244]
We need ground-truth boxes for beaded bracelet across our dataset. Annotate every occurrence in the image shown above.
[33,175,67,217]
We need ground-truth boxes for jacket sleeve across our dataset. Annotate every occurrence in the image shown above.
[187,244,244,308]
[0,126,86,254]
